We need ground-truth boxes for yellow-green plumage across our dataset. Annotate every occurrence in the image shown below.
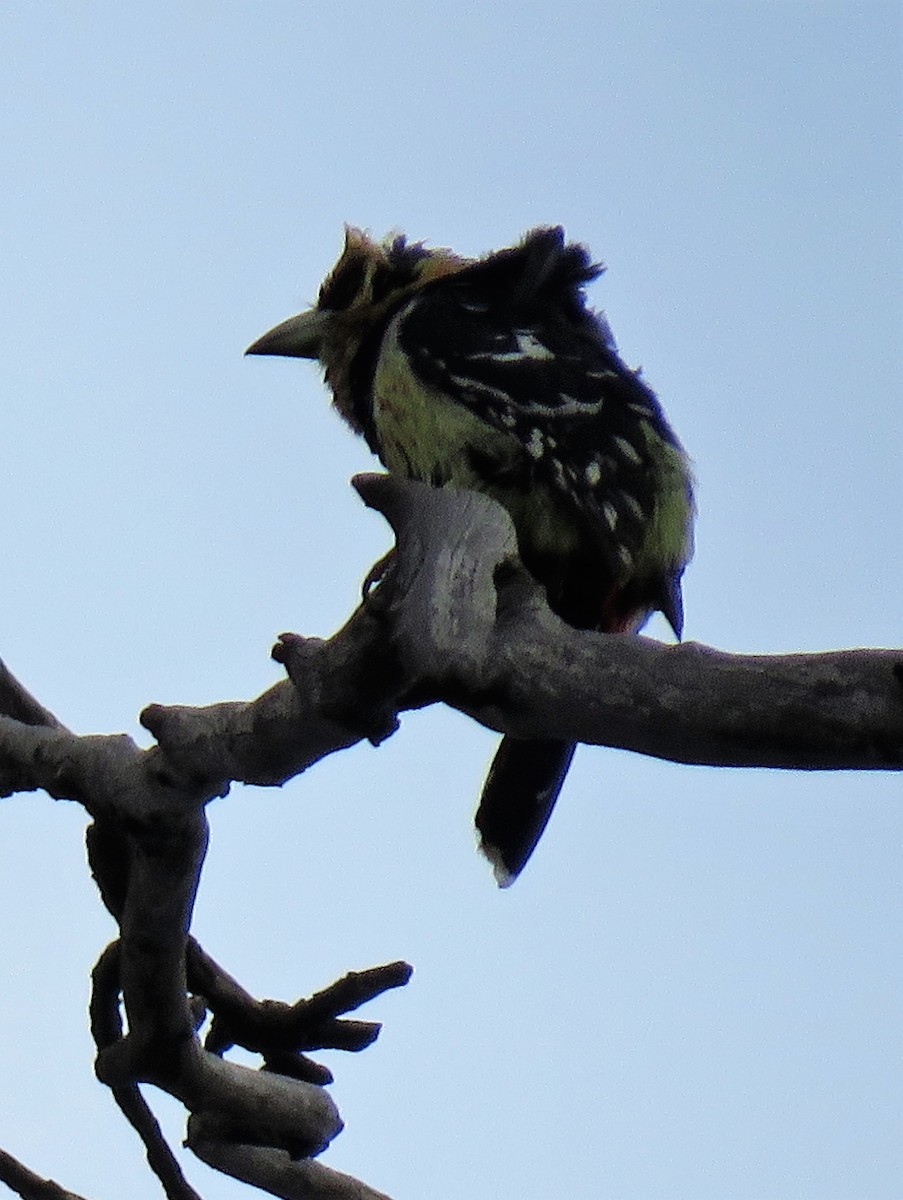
[372,313,588,562]
[247,225,694,885]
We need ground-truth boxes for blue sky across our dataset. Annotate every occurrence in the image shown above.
[0,4,900,1199]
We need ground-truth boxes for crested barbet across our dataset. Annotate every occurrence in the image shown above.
[247,226,695,886]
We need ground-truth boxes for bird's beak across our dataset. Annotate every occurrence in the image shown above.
[245,308,331,359]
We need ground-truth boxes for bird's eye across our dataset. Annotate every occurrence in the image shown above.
[369,263,399,304]
[319,258,368,311]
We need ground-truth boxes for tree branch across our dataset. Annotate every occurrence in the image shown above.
[140,474,902,780]
[0,658,67,730]
[1,474,900,1199]
[187,1132,394,1200]
[0,1149,90,1200]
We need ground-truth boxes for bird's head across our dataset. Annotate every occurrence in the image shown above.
[246,226,465,362]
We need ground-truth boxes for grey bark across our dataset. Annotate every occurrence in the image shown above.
[1,474,900,1200]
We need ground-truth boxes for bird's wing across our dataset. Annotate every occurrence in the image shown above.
[396,280,679,587]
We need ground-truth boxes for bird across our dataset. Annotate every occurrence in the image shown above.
[247,225,694,886]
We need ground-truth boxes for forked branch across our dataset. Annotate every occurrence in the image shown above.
[1,474,900,1200]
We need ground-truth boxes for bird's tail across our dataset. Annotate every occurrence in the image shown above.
[475,737,577,887]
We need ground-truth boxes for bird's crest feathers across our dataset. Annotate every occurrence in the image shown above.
[316,226,605,320]
[316,227,464,314]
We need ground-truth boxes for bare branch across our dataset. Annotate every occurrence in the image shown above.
[1,474,899,1199]
[194,943,413,1061]
[86,790,343,1163]
[187,1129,395,1200]
[306,475,903,772]
[0,679,350,1193]
[132,476,903,783]
[0,657,66,730]
[0,1149,90,1200]
[90,942,205,1200]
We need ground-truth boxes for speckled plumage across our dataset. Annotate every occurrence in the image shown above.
[248,226,695,885]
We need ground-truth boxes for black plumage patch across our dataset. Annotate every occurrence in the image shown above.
[393,231,685,596]
[318,256,370,311]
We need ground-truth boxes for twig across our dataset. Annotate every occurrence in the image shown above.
[0,1149,90,1200]
[90,942,205,1200]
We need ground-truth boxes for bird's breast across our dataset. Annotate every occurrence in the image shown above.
[371,345,584,560]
